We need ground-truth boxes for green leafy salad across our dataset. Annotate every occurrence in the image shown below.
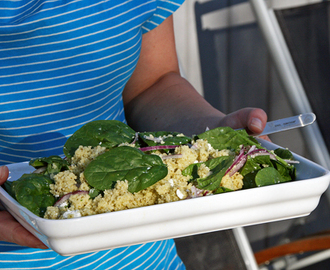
[2,120,297,219]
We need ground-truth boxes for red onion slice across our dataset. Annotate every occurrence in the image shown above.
[143,135,164,143]
[284,159,300,164]
[227,154,247,177]
[139,145,179,152]
[33,167,47,174]
[248,148,277,160]
[54,190,89,207]
[225,147,246,176]
[223,144,295,178]
[131,132,139,145]
[187,186,205,198]
[247,145,257,155]
[225,145,277,177]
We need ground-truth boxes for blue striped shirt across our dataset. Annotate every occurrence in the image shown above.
[0,0,186,269]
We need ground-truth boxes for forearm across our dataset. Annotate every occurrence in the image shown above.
[123,16,267,136]
[124,72,225,136]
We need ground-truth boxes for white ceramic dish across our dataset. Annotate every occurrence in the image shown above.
[0,140,329,256]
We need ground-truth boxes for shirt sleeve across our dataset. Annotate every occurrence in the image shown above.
[142,0,185,33]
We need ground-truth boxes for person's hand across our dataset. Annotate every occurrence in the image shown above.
[218,108,270,141]
[0,166,48,249]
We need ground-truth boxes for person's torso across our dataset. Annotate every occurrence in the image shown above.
[0,0,156,164]
[0,1,186,269]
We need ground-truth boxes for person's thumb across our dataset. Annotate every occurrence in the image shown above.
[0,166,9,184]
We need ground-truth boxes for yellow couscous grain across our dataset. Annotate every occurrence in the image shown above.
[44,141,241,219]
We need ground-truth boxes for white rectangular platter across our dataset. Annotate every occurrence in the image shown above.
[0,140,329,256]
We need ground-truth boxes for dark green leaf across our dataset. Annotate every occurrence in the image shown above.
[10,174,56,217]
[240,157,263,177]
[182,162,200,180]
[63,120,136,158]
[271,160,296,182]
[241,153,295,188]
[214,186,233,194]
[89,188,102,199]
[139,131,191,147]
[270,148,296,182]
[274,148,294,160]
[255,167,284,187]
[196,157,233,191]
[84,146,168,193]
[3,181,15,199]
[197,127,260,152]
[183,156,233,180]
[29,155,69,176]
[242,172,258,189]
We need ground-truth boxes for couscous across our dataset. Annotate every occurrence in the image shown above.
[44,139,242,219]
[4,120,297,219]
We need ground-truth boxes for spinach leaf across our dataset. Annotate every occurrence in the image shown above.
[197,127,259,151]
[9,174,55,217]
[63,120,136,158]
[29,155,69,176]
[214,186,233,194]
[274,148,294,160]
[240,155,273,177]
[189,157,233,191]
[3,181,15,199]
[255,167,284,187]
[182,156,233,180]
[242,172,258,189]
[271,159,296,182]
[139,131,191,147]
[240,157,262,177]
[241,154,295,188]
[84,146,168,193]
[88,188,102,199]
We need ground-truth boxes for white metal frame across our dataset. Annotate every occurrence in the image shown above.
[233,227,260,270]
[248,0,330,268]
[249,0,330,173]
[179,1,330,269]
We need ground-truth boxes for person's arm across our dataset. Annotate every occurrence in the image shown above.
[123,15,267,136]
[0,15,267,250]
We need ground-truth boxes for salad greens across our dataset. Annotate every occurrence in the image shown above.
[4,174,55,216]
[139,131,191,147]
[2,120,298,217]
[192,127,296,191]
[63,120,136,158]
[182,156,234,192]
[29,156,69,176]
[84,146,168,193]
[196,126,259,151]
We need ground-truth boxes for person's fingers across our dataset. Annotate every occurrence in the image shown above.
[0,166,9,211]
[0,211,48,249]
[220,108,267,135]
[245,108,268,134]
[257,135,272,142]
[0,165,47,249]
[0,166,9,184]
